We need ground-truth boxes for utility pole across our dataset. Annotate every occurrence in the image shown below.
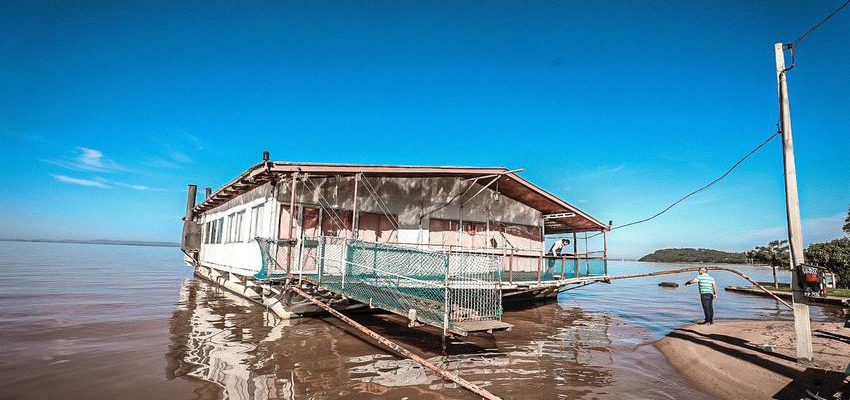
[774,42,813,362]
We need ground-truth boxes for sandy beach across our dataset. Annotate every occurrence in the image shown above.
[656,320,850,400]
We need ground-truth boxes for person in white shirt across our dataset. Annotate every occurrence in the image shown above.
[548,238,571,256]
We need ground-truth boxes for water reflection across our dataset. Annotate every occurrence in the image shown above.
[166,277,706,399]
[167,279,296,400]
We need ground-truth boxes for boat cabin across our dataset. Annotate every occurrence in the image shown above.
[182,156,610,289]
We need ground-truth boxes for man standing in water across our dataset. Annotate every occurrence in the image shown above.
[685,267,718,324]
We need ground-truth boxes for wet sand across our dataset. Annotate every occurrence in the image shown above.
[656,320,850,400]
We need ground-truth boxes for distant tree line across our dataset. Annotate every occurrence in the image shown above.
[639,248,747,264]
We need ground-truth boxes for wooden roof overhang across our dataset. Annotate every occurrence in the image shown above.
[194,162,608,234]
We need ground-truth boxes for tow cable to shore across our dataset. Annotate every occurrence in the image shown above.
[604,266,793,310]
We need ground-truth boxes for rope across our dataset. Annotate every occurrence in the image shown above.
[288,285,502,400]
[606,266,792,309]
[588,128,781,238]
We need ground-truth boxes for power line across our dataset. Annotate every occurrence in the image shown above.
[586,2,848,238]
[792,0,850,48]
[597,126,782,236]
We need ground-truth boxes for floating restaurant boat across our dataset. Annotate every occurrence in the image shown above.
[181,152,610,337]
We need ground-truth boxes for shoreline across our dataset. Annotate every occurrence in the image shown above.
[655,319,850,400]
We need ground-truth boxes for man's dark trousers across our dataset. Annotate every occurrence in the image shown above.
[700,293,714,323]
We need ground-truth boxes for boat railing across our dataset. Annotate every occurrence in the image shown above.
[256,237,607,287]
[385,242,607,285]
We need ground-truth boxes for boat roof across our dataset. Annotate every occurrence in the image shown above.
[194,161,608,233]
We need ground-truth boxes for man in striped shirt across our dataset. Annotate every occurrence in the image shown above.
[685,267,718,324]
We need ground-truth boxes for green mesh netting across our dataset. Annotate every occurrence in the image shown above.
[256,236,503,330]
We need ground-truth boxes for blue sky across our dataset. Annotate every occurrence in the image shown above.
[1,1,847,258]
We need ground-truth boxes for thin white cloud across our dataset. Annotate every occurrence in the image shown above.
[52,174,111,189]
[113,182,166,191]
[42,147,125,172]
[577,163,628,181]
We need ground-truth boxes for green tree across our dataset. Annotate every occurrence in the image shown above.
[805,238,850,289]
[843,205,849,236]
[747,240,789,288]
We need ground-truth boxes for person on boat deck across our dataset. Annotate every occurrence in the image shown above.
[548,238,571,256]
[684,267,718,325]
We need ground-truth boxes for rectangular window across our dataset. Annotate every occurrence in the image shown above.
[235,210,246,242]
[248,204,265,240]
[226,214,234,243]
[358,212,398,243]
[491,222,542,251]
[215,218,224,244]
[320,209,353,238]
[429,218,459,247]
[208,220,216,244]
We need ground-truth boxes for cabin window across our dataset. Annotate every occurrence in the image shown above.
[248,204,265,240]
[357,212,398,243]
[428,219,459,247]
[429,219,488,248]
[215,218,224,244]
[491,222,542,251]
[204,222,211,244]
[321,209,353,238]
[208,219,217,244]
[463,221,488,248]
[235,210,246,242]
[302,206,321,238]
[226,211,245,243]
[226,214,234,243]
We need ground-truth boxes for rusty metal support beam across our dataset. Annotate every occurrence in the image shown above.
[287,285,502,400]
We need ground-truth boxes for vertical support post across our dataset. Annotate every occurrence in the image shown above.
[287,172,298,279]
[775,42,813,362]
[603,229,609,275]
[297,206,305,284]
[352,173,361,239]
[184,184,197,221]
[443,256,450,337]
[181,184,199,253]
[573,232,579,277]
[204,187,212,199]
[561,257,566,279]
[458,207,464,246]
[537,255,542,283]
[539,221,545,282]
[508,249,514,284]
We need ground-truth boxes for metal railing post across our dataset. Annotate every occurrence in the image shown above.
[508,249,514,284]
[603,230,609,275]
[537,255,542,283]
[443,256,450,337]
[561,257,566,279]
[575,256,580,279]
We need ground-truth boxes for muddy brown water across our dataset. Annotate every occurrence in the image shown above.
[0,242,842,399]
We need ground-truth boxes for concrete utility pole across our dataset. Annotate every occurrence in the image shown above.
[774,42,814,362]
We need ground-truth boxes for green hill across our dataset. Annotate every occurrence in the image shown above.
[639,248,747,264]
